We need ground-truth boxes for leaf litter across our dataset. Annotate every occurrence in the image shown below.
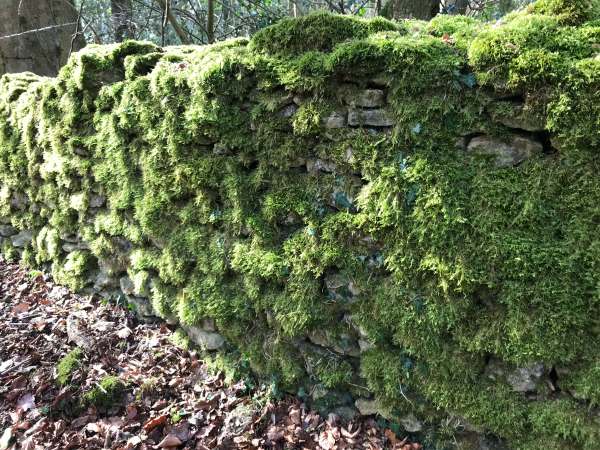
[0,258,421,450]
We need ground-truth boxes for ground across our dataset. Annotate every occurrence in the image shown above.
[0,258,421,450]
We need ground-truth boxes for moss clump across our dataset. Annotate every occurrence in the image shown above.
[82,376,126,409]
[249,11,402,56]
[529,0,600,24]
[1,2,600,448]
[56,347,83,386]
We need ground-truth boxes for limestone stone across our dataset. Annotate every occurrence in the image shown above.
[126,295,156,321]
[10,192,28,210]
[62,241,89,252]
[400,413,423,433]
[99,256,127,277]
[94,271,120,289]
[306,159,337,173]
[348,109,395,127]
[119,276,135,296]
[0,224,16,237]
[354,398,388,417]
[11,229,33,248]
[323,111,346,129]
[467,135,543,167]
[345,89,385,108]
[279,103,298,118]
[332,405,358,421]
[358,338,375,352]
[507,363,545,393]
[183,325,225,350]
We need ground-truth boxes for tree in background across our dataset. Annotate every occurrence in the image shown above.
[0,0,535,76]
[0,0,85,76]
[111,0,134,41]
[382,0,441,20]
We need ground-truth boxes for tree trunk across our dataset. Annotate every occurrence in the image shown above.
[452,0,470,15]
[207,0,215,43]
[0,0,85,76]
[111,0,134,42]
[382,0,440,20]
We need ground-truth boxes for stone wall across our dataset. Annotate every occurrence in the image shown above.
[1,2,600,449]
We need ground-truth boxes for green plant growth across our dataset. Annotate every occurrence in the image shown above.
[0,1,599,448]
[56,347,83,386]
[82,376,126,409]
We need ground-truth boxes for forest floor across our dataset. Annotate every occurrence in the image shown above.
[0,259,421,450]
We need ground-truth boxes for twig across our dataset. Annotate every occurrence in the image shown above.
[0,22,77,41]
[69,0,85,59]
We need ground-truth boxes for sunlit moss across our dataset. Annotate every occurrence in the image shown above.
[0,2,599,448]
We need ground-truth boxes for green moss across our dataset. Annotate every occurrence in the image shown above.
[1,4,600,448]
[82,375,126,409]
[529,0,600,24]
[56,347,83,386]
[249,12,402,56]
[52,250,95,291]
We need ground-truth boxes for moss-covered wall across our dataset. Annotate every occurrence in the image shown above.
[1,1,599,448]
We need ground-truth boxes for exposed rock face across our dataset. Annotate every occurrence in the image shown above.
[182,325,225,351]
[507,363,545,393]
[467,135,544,167]
[344,89,385,108]
[11,230,33,248]
[323,111,347,128]
[0,225,16,237]
[348,109,395,127]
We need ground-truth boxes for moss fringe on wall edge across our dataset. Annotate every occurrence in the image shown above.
[1,1,599,449]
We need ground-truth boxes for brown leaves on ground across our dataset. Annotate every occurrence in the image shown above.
[0,259,421,449]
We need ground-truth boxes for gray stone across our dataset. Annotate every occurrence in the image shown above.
[119,276,135,296]
[467,135,543,167]
[60,233,80,243]
[400,413,423,433]
[332,406,358,421]
[279,103,298,118]
[354,398,388,417]
[0,225,17,237]
[348,109,395,127]
[306,159,337,173]
[507,363,545,393]
[94,271,120,290]
[307,330,360,357]
[11,230,33,248]
[323,111,346,129]
[183,325,225,351]
[213,143,230,155]
[127,295,156,321]
[10,192,28,210]
[98,256,127,277]
[89,194,106,208]
[73,147,89,157]
[345,89,385,108]
[489,101,544,132]
[62,241,89,252]
[358,338,375,352]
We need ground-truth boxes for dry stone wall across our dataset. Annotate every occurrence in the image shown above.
[1,2,600,449]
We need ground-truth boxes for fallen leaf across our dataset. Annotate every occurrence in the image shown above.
[143,414,167,433]
[156,433,182,448]
[384,428,397,445]
[11,302,30,314]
